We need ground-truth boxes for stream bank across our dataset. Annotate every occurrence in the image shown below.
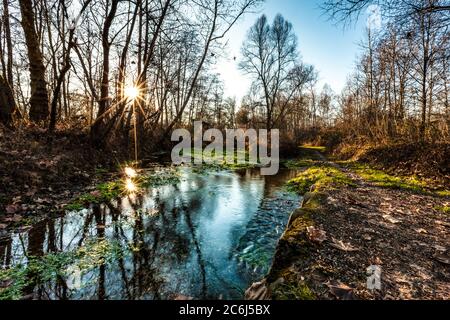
[246,155,450,300]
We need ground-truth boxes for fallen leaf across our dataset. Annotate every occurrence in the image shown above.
[0,224,7,229]
[434,254,450,265]
[434,245,447,253]
[90,190,101,197]
[330,238,360,252]
[415,228,428,234]
[326,280,355,300]
[306,226,327,244]
[172,294,194,301]
[383,215,401,224]
[5,204,20,214]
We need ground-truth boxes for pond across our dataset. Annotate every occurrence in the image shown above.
[0,168,301,300]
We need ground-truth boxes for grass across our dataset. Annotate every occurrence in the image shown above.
[0,239,122,300]
[346,162,450,196]
[287,165,355,194]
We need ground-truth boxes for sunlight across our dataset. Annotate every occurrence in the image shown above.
[124,86,140,101]
[124,167,137,178]
[125,178,137,193]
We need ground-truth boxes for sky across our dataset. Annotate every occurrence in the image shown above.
[215,0,371,102]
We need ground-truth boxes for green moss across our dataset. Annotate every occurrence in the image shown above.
[348,162,446,194]
[185,148,260,172]
[0,239,122,300]
[435,205,450,214]
[283,159,317,169]
[66,170,181,211]
[301,145,326,153]
[273,282,316,300]
[140,170,181,188]
[437,190,450,197]
[287,165,354,194]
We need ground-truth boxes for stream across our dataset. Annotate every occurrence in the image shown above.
[1,168,301,300]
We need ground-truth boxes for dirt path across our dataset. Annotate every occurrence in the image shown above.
[247,154,449,300]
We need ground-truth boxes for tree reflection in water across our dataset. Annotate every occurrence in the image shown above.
[1,168,301,300]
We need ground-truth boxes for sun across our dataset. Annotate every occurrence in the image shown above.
[125,178,137,193]
[124,86,140,101]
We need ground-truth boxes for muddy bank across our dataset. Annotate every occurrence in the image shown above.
[246,167,450,300]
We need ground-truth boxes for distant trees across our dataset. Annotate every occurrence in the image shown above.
[324,0,450,143]
[240,14,319,131]
[322,0,450,25]
[0,0,261,153]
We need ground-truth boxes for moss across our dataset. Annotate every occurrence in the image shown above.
[140,170,180,188]
[437,190,450,197]
[0,239,122,300]
[287,165,354,194]
[283,159,317,169]
[435,205,450,214]
[66,170,181,211]
[301,145,326,153]
[272,282,316,300]
[303,192,328,210]
[348,162,448,195]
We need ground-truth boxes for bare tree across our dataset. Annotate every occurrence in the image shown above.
[19,0,50,122]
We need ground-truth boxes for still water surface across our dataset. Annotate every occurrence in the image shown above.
[1,168,300,300]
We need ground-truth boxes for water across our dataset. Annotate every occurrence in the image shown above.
[0,168,301,300]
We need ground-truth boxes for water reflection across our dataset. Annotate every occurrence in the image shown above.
[1,168,300,300]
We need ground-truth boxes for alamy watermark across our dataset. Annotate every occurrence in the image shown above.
[171,121,280,176]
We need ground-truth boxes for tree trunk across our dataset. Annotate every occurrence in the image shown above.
[19,0,49,123]
[3,0,13,87]
[91,0,120,145]
[0,75,15,127]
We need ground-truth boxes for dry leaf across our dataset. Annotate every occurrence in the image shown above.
[90,190,102,197]
[434,245,447,253]
[0,224,7,229]
[383,215,401,224]
[5,204,20,214]
[330,238,360,252]
[326,280,355,300]
[307,226,327,244]
[172,294,193,301]
[434,254,450,265]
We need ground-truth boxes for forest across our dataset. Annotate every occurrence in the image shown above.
[0,0,449,302]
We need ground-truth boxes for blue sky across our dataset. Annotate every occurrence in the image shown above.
[216,0,370,101]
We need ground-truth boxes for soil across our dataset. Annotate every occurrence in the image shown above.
[247,157,449,300]
[0,125,124,235]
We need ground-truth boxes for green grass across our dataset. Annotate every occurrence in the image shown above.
[287,165,355,194]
